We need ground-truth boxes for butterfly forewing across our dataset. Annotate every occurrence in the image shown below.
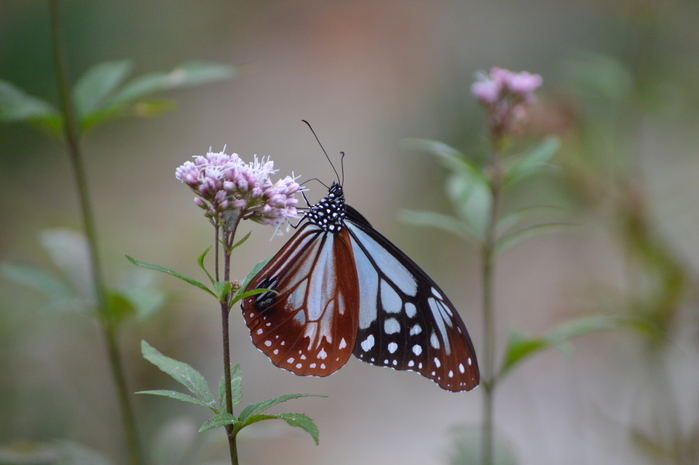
[242,223,360,377]
[345,206,480,392]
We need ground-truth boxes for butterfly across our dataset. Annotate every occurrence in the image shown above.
[241,142,479,392]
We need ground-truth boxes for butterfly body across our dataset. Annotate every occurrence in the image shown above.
[242,182,480,391]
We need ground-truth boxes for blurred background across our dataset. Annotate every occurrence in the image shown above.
[1,0,699,464]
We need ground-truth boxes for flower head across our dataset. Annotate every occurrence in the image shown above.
[176,150,302,233]
[471,67,542,139]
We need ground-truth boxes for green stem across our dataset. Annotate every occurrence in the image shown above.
[481,156,502,465]
[220,219,241,465]
[49,2,142,464]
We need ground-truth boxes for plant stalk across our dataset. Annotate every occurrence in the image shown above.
[481,154,503,465]
[220,219,241,465]
[49,2,142,464]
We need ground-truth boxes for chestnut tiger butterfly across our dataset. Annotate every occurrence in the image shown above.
[241,126,480,392]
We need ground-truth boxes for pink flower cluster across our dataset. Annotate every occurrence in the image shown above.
[471,67,542,138]
[176,150,302,232]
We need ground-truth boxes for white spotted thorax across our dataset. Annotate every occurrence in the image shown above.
[305,182,346,233]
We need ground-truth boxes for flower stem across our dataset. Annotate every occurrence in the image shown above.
[481,154,502,465]
[220,220,241,465]
[49,1,142,464]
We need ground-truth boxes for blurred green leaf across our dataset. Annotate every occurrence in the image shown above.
[219,364,243,412]
[446,172,492,242]
[495,222,573,255]
[40,229,94,303]
[73,60,133,118]
[402,138,474,173]
[0,79,62,135]
[0,262,73,299]
[126,255,216,297]
[499,315,622,379]
[106,61,237,108]
[150,417,198,465]
[400,210,477,242]
[119,272,167,321]
[198,412,238,433]
[502,137,560,188]
[238,393,325,423]
[447,426,516,465]
[105,290,137,325]
[136,389,214,409]
[140,340,216,409]
[55,440,113,465]
[243,413,320,445]
[495,206,566,237]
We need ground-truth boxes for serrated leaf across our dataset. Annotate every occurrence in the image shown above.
[126,255,215,297]
[238,394,325,423]
[502,137,560,188]
[219,364,243,412]
[499,315,622,379]
[495,222,573,255]
[141,340,216,408]
[105,290,137,325]
[243,413,320,445]
[399,210,477,242]
[0,79,61,135]
[73,60,133,118]
[136,389,213,409]
[198,412,238,433]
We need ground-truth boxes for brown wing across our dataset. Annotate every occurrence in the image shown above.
[241,224,360,377]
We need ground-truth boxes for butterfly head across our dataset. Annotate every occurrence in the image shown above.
[306,182,346,233]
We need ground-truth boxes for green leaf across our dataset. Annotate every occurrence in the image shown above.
[119,271,167,321]
[501,137,560,188]
[401,138,472,173]
[230,255,273,305]
[214,281,232,302]
[105,61,237,109]
[141,340,216,408]
[229,288,274,308]
[499,315,623,379]
[73,60,133,118]
[0,262,74,299]
[399,210,477,242]
[495,222,573,255]
[125,255,215,297]
[136,389,213,409]
[198,412,238,433]
[243,413,321,445]
[446,172,492,241]
[0,79,62,135]
[219,364,243,412]
[495,206,566,237]
[230,231,252,252]
[238,393,326,423]
[54,440,114,465]
[105,290,137,325]
[197,246,215,286]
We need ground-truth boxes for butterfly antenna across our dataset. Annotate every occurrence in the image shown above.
[339,151,346,186]
[302,120,341,185]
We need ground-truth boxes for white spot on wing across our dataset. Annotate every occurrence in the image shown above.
[361,335,375,352]
[412,344,422,356]
[434,357,441,368]
[430,332,440,349]
[405,303,417,318]
[384,318,400,335]
[264,340,272,347]
[459,363,465,373]
[339,338,347,349]
[410,324,422,336]
[387,342,398,354]
[318,348,327,359]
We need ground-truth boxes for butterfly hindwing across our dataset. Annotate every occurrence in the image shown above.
[242,223,360,377]
[344,205,480,392]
